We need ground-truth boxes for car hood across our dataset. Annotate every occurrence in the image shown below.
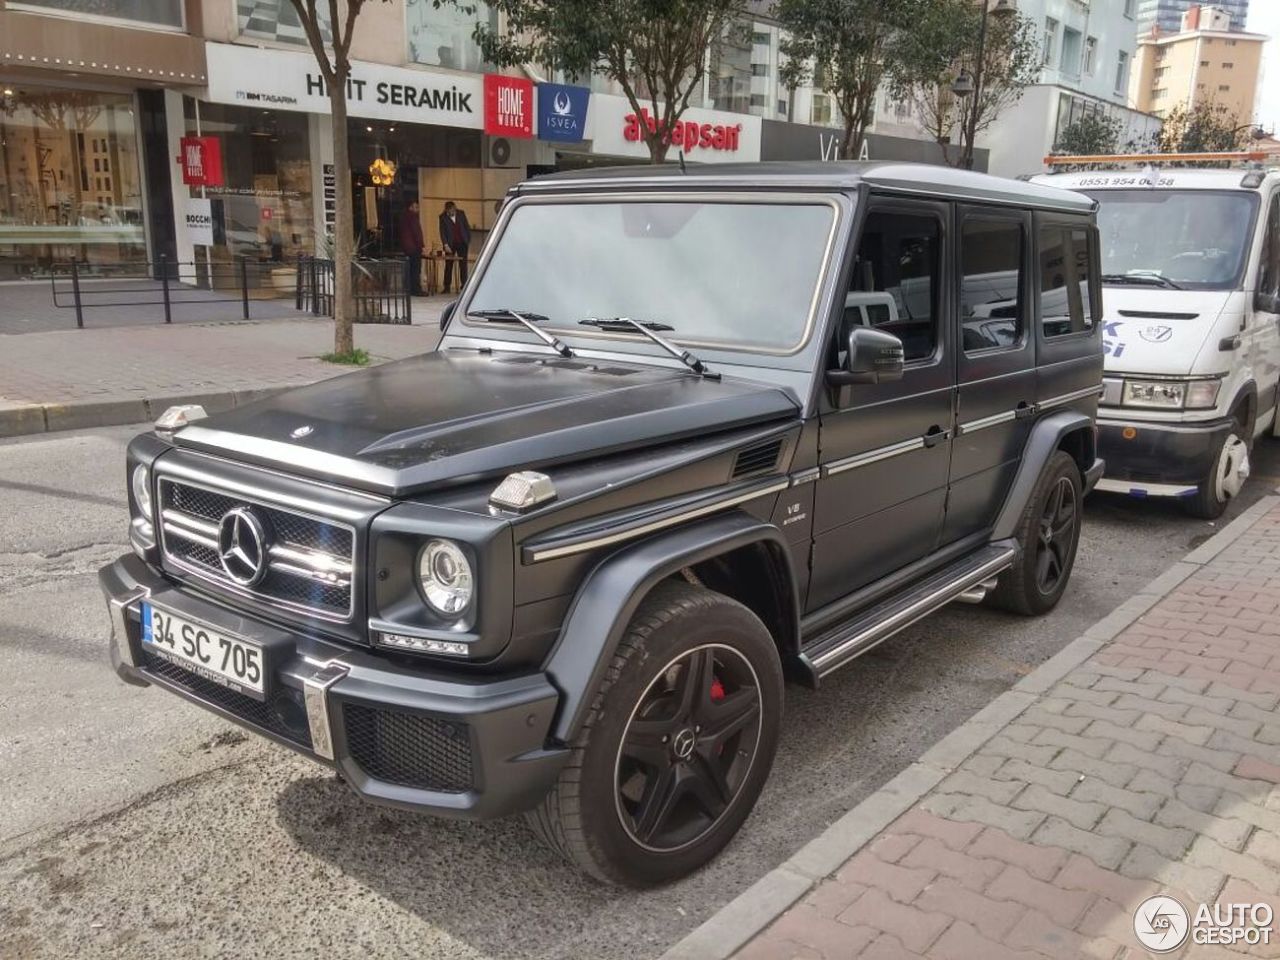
[172,350,800,496]
[1101,288,1235,375]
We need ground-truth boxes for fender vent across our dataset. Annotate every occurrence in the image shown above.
[731,439,783,480]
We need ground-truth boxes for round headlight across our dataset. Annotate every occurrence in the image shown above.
[131,464,153,518]
[417,539,473,616]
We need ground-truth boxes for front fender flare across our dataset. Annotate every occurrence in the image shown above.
[992,410,1096,541]
[543,511,798,743]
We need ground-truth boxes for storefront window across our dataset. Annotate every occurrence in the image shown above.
[0,87,145,280]
[184,102,315,267]
[11,0,182,28]
[238,0,329,44]
[405,0,494,72]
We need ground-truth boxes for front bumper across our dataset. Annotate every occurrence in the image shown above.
[100,553,568,819]
[1093,415,1232,498]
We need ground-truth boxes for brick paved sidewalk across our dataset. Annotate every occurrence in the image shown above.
[0,304,447,437]
[732,500,1280,960]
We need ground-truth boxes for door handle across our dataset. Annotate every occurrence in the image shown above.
[922,425,947,448]
[1014,401,1037,420]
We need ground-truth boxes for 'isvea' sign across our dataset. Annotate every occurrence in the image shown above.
[205,42,483,130]
[537,82,589,142]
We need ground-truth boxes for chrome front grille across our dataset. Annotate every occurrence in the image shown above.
[158,477,356,620]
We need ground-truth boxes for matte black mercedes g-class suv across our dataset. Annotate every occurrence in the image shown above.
[101,162,1104,885]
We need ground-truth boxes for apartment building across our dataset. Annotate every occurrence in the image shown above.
[1131,4,1266,121]
[1136,0,1250,34]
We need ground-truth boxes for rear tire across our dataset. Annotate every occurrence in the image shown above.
[988,450,1083,616]
[1186,420,1250,520]
[526,580,784,886]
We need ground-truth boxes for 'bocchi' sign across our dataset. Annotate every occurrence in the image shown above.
[623,108,743,153]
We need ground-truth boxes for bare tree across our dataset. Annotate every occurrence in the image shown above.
[289,0,385,357]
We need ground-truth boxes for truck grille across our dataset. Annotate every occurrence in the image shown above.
[158,478,355,621]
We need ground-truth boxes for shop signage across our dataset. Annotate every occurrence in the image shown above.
[179,136,223,188]
[184,198,214,246]
[205,42,483,130]
[587,94,762,164]
[484,75,534,139]
[757,117,989,171]
[536,83,589,143]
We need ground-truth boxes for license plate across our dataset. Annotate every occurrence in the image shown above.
[141,603,267,700]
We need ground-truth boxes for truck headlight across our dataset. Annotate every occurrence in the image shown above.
[1121,378,1220,410]
[131,463,153,518]
[417,539,473,616]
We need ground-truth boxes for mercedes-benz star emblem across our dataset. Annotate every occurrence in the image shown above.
[672,728,697,761]
[217,506,269,587]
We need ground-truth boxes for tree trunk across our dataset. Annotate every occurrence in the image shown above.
[329,84,355,356]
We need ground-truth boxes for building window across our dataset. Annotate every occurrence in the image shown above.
[0,85,145,280]
[1227,39,1238,46]
[11,0,182,28]
[777,100,787,115]
[1154,66,1169,79]
[1115,50,1130,95]
[1084,37,1097,75]
[812,94,832,126]
[406,0,494,71]
[1219,84,1231,92]
[750,63,768,77]
[1223,62,1234,69]
[749,94,766,107]
[1043,17,1059,67]
[752,31,769,44]
[1200,59,1210,66]
[1152,88,1167,101]
[1062,27,1082,76]
[237,0,329,44]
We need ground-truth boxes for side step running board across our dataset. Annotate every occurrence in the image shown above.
[800,543,1018,681]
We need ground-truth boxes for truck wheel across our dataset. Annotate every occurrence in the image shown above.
[1186,423,1250,520]
[526,580,783,886]
[988,450,1082,616]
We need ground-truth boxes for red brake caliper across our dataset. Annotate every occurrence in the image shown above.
[710,676,726,754]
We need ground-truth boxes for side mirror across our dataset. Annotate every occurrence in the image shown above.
[439,299,457,331]
[1255,291,1280,316]
[827,327,905,387]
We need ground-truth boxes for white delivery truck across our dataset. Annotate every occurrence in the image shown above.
[1034,153,1280,518]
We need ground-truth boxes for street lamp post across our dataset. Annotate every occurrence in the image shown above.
[951,0,1014,170]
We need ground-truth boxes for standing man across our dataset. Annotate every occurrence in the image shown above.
[439,200,472,294]
[398,199,425,297]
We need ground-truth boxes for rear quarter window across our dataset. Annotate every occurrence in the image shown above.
[1039,224,1097,338]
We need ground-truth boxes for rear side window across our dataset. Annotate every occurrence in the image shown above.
[1039,225,1096,337]
[960,219,1024,352]
[850,211,941,361]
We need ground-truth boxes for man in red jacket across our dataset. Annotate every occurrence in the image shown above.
[398,199,425,296]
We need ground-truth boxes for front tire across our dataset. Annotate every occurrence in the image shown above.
[1186,423,1250,520]
[988,450,1083,616]
[526,580,784,886]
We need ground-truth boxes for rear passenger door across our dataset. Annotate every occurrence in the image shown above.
[945,207,1036,543]
[809,198,954,610]
[1035,217,1105,417]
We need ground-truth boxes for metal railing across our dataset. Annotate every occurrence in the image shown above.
[297,256,412,325]
[50,256,300,327]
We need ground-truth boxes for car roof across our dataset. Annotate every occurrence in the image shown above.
[517,161,1096,214]
[1033,168,1280,191]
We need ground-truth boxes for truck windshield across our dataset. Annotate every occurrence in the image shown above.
[464,199,837,354]
[1084,189,1259,291]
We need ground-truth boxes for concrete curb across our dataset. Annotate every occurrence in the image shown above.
[658,493,1280,960]
[0,387,291,440]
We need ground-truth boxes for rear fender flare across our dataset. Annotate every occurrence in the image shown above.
[543,511,798,743]
[992,410,1095,541]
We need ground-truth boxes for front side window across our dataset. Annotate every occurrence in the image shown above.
[466,200,837,354]
[1259,194,1280,301]
[961,219,1024,352]
[1040,226,1095,338]
[1085,189,1259,291]
[848,211,941,362]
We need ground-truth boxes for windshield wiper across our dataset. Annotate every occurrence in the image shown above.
[1100,273,1184,290]
[467,308,574,358]
[579,316,718,380]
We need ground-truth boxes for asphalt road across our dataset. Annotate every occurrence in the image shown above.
[2,424,1277,960]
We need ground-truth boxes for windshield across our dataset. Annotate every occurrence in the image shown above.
[464,199,837,354]
[1085,189,1259,291]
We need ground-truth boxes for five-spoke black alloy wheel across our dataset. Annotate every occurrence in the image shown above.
[1035,476,1077,596]
[615,644,762,852]
[526,581,783,886]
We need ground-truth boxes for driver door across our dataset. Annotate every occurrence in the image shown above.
[808,198,954,611]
